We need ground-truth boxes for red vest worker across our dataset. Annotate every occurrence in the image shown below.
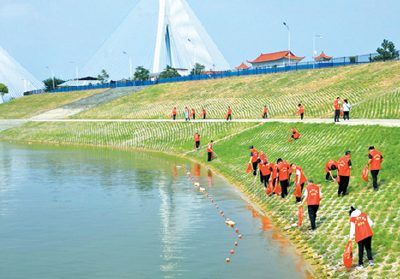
[300,180,322,230]
[291,164,307,203]
[368,146,384,191]
[207,140,213,162]
[289,128,301,142]
[202,108,206,119]
[172,108,177,120]
[263,106,268,119]
[338,151,352,197]
[249,146,259,176]
[194,133,200,149]
[227,106,232,121]
[325,159,338,181]
[334,97,341,122]
[258,151,270,188]
[298,104,304,120]
[277,159,290,198]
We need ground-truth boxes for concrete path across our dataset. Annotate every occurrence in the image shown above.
[0,120,28,133]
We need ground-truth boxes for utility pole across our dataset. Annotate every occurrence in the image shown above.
[283,22,290,66]
[313,34,322,68]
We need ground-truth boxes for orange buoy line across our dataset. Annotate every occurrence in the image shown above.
[137,152,242,263]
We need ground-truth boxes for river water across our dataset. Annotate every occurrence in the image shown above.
[0,141,313,279]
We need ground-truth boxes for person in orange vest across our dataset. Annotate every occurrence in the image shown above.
[185,107,190,121]
[207,140,214,161]
[277,158,290,198]
[202,108,207,119]
[172,107,177,120]
[288,128,301,142]
[291,163,307,203]
[258,151,270,188]
[325,159,338,182]
[227,106,232,121]
[338,151,352,197]
[349,206,375,270]
[298,104,304,120]
[334,97,341,122]
[368,146,384,191]
[263,106,268,119]
[268,162,278,193]
[191,108,196,120]
[249,146,259,176]
[300,180,323,231]
[194,133,200,150]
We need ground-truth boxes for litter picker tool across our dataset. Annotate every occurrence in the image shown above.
[286,181,296,200]
[212,151,219,158]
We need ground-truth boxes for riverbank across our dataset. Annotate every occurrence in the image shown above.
[1,121,400,278]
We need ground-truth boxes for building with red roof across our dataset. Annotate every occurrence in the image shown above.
[314,52,332,62]
[235,62,251,70]
[247,50,305,68]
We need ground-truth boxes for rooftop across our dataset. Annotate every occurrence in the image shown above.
[247,51,305,64]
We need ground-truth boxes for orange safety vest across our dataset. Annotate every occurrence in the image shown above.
[192,109,195,114]
[172,109,177,115]
[270,163,278,179]
[277,161,290,181]
[306,183,321,205]
[369,150,382,170]
[207,143,213,153]
[263,107,268,113]
[325,159,338,173]
[338,156,351,176]
[250,149,259,163]
[350,212,373,243]
[292,130,300,139]
[334,100,341,110]
[295,166,307,185]
[299,105,304,114]
[203,109,206,115]
[194,134,200,142]
[228,108,232,115]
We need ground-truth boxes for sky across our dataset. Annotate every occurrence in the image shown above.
[0,0,399,82]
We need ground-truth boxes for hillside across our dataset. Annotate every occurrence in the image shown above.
[1,121,399,278]
[0,89,108,119]
[70,61,400,120]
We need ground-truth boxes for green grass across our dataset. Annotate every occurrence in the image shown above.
[70,61,400,120]
[0,88,108,119]
[351,89,400,119]
[1,121,400,278]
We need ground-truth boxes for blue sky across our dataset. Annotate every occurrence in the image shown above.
[0,0,399,81]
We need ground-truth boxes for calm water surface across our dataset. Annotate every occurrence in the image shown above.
[0,141,313,278]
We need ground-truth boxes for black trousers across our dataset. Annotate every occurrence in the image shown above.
[343,111,349,120]
[280,179,289,198]
[334,109,340,122]
[300,113,304,120]
[296,183,305,202]
[192,114,195,120]
[371,170,380,189]
[308,205,319,230]
[227,114,232,120]
[271,177,278,191]
[173,114,176,120]
[325,172,331,180]
[358,237,373,265]
[195,141,200,149]
[338,175,350,195]
[252,162,258,176]
[185,117,190,121]
[208,152,212,161]
[260,173,270,187]
[203,114,206,119]
[263,113,268,119]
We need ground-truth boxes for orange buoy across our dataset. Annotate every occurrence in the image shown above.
[230,250,234,255]
[235,242,238,246]
[235,229,239,233]
[206,194,208,197]
[211,199,213,202]
[220,211,223,214]
[226,258,230,263]
[238,235,242,239]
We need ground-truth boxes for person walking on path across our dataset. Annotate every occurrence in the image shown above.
[334,97,341,122]
[191,108,196,120]
[338,151,352,197]
[249,146,259,176]
[172,108,177,120]
[263,106,268,119]
[288,128,301,142]
[300,180,322,231]
[325,159,338,182]
[291,163,307,203]
[368,146,384,191]
[258,151,269,188]
[207,140,214,161]
[226,106,232,121]
[343,99,351,121]
[298,104,304,120]
[185,107,190,121]
[349,206,375,270]
[202,108,207,119]
[194,133,200,150]
[277,158,290,198]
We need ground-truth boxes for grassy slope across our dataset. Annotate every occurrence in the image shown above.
[0,89,108,119]
[1,121,399,278]
[71,61,400,120]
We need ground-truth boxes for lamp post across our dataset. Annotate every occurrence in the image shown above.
[313,34,322,68]
[46,66,55,89]
[122,52,132,80]
[70,61,79,82]
[283,22,290,66]
[188,39,197,73]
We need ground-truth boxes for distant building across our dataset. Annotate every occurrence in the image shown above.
[58,76,101,87]
[314,52,332,62]
[235,62,251,70]
[247,50,305,68]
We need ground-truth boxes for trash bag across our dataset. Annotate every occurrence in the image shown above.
[170,114,173,118]
[293,183,302,197]
[287,139,291,142]
[225,113,229,120]
[266,180,273,195]
[362,165,369,181]
[298,206,304,227]
[343,240,353,268]
[340,109,344,117]
[274,181,281,195]
[295,111,299,117]
[246,163,252,174]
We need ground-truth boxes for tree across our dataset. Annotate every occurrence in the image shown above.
[373,39,399,62]
[0,83,8,103]
[97,69,110,84]
[43,78,64,92]
[190,63,205,75]
[133,66,150,81]
[159,65,181,79]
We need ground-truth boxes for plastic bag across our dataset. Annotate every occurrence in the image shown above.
[274,181,281,195]
[295,111,299,117]
[293,183,302,198]
[266,180,273,195]
[362,165,369,181]
[343,240,353,268]
[340,109,344,117]
[298,206,304,227]
[246,163,252,174]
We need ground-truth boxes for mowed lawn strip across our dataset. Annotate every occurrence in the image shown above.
[0,88,109,119]
[70,61,400,120]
